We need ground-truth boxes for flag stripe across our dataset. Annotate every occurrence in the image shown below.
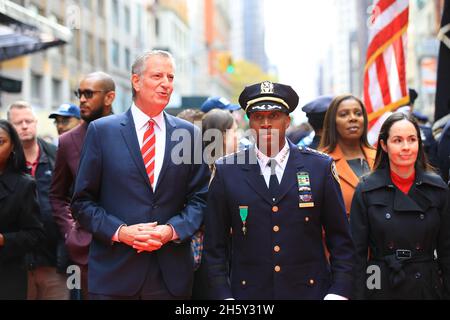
[366,8,409,62]
[364,0,409,145]
[375,54,392,106]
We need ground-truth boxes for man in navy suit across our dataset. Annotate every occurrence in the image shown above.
[71,50,210,299]
[204,81,355,300]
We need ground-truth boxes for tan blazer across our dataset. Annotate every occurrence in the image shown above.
[325,144,376,216]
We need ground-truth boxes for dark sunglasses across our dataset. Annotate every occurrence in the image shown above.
[74,89,105,99]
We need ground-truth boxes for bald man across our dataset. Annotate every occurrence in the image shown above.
[49,72,116,299]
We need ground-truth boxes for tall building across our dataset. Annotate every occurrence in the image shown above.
[151,0,191,107]
[231,0,269,72]
[407,0,443,119]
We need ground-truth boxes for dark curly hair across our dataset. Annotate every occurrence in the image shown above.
[0,119,27,174]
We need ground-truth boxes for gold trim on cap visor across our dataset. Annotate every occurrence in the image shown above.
[245,97,289,112]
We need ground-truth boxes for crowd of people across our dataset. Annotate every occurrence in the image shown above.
[0,50,449,300]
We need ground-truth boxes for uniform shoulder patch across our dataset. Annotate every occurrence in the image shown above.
[331,161,340,183]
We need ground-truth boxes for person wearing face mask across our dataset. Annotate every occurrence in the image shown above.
[350,112,450,300]
[319,94,376,217]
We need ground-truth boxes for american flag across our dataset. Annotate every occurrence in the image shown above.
[363,0,410,144]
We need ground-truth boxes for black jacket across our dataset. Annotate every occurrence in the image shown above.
[350,167,450,300]
[0,172,44,299]
[25,138,67,272]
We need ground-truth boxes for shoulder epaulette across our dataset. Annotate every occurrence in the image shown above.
[298,146,330,158]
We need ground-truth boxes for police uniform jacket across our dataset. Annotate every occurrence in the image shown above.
[204,140,355,300]
[350,167,450,299]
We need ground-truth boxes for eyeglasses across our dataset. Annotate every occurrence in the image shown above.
[74,89,105,99]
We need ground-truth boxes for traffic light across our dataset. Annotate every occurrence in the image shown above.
[226,56,235,74]
[217,51,235,74]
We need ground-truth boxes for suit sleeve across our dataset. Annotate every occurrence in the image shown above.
[349,182,369,300]
[71,122,125,244]
[203,163,233,299]
[49,135,75,238]
[321,158,355,298]
[166,126,210,242]
[0,178,44,263]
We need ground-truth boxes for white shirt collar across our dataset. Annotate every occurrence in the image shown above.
[255,139,290,169]
[131,102,165,131]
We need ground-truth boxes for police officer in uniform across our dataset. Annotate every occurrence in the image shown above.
[298,95,333,149]
[203,81,355,300]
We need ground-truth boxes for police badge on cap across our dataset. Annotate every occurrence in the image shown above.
[238,81,299,115]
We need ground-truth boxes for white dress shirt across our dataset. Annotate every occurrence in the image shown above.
[112,104,177,243]
[131,102,166,191]
[255,139,290,188]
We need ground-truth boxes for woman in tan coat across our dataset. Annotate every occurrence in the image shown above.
[319,94,376,217]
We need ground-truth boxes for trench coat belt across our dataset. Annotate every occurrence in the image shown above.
[371,250,434,288]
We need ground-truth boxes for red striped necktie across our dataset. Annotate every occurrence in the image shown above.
[141,120,156,187]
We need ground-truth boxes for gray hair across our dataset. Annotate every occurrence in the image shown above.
[131,50,175,99]
[7,101,36,121]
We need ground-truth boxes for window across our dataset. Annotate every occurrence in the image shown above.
[82,33,90,62]
[125,48,131,69]
[31,73,42,100]
[112,0,119,26]
[52,78,62,104]
[155,17,160,38]
[99,40,106,69]
[97,0,105,17]
[124,6,131,33]
[112,41,120,67]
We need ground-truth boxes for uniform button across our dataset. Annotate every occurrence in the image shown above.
[274,245,281,253]
[309,279,315,285]
[242,280,246,286]
[419,214,425,220]
[304,216,310,222]
[415,272,421,279]
[272,206,279,213]
[385,213,391,220]
[274,265,281,272]
[273,226,280,232]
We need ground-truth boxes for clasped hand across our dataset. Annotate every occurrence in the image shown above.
[118,222,173,253]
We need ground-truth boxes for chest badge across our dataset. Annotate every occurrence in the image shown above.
[297,172,314,208]
[239,206,248,236]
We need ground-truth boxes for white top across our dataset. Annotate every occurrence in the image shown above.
[131,102,166,190]
[254,139,290,188]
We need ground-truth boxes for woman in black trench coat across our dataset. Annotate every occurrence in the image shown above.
[350,113,450,300]
[0,120,44,300]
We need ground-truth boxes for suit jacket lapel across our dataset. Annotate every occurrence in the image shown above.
[277,141,304,203]
[119,109,152,190]
[71,123,87,155]
[155,112,176,193]
[330,145,359,188]
[242,148,273,205]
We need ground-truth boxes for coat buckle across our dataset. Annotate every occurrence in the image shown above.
[395,249,412,260]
